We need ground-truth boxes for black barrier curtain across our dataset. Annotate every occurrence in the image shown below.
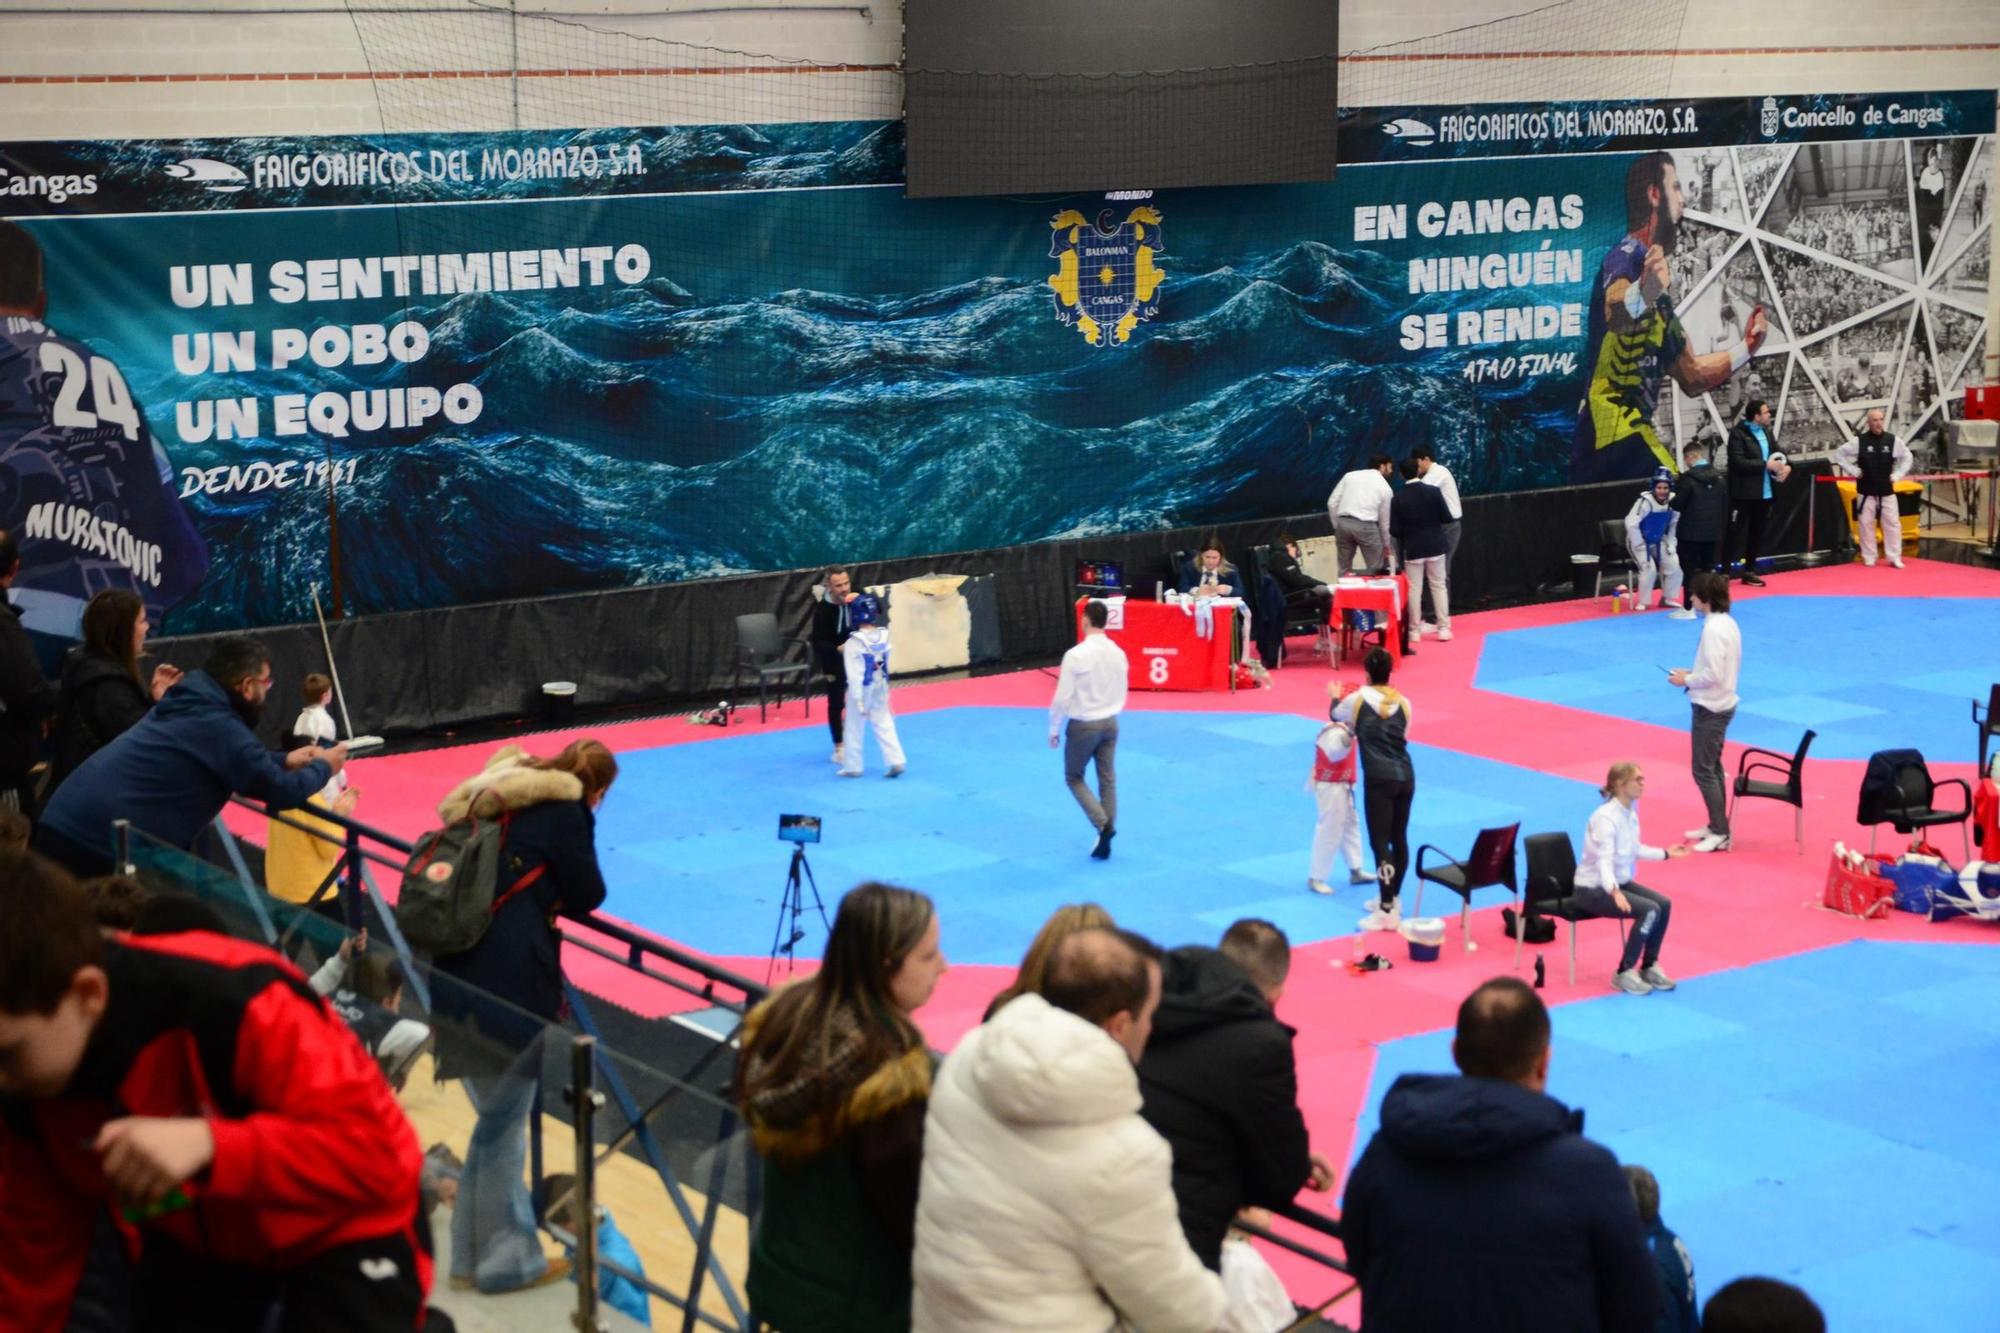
[152,465,1857,742]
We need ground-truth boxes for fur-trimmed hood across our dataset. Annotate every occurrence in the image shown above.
[740,991,933,1166]
[436,744,583,823]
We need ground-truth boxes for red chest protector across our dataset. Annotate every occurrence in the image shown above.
[1313,724,1357,784]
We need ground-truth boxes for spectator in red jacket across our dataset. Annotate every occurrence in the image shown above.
[0,850,431,1332]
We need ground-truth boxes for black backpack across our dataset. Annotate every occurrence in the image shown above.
[394,809,545,957]
[1501,906,1557,945]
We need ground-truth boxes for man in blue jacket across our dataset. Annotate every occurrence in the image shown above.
[1341,976,1657,1332]
[34,636,343,875]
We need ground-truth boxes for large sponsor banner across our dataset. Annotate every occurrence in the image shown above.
[1,92,1989,634]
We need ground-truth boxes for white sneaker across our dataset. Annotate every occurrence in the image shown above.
[830,746,845,764]
[1308,878,1334,896]
[1361,897,1384,914]
[1889,558,1904,569]
[1436,627,1454,642]
[1349,869,1378,886]
[1612,969,1653,995]
[1861,559,1876,567]
[1667,608,1697,620]
[1358,905,1402,932]
[1693,832,1732,853]
[838,769,861,778]
[1685,826,1715,842]
[1410,623,1427,640]
[1639,965,1676,992]
[1419,621,1439,635]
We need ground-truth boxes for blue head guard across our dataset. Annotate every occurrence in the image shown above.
[847,592,884,628]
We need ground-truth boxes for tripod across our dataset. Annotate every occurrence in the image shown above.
[768,843,830,983]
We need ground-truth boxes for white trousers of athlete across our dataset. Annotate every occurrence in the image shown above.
[1310,781,1366,881]
[839,685,905,776]
[1857,494,1902,564]
[1627,538,1683,607]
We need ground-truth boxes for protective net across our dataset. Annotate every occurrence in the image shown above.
[341,0,898,132]
[1338,0,1694,109]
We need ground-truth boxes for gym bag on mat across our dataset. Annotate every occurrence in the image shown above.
[395,812,544,955]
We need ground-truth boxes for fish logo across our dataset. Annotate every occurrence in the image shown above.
[1381,118,1436,147]
[163,158,247,192]
[1760,97,1780,139]
[1048,205,1166,348]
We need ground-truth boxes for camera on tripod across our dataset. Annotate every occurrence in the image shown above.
[769,814,828,981]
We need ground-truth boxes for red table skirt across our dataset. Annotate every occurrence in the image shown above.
[1077,598,1236,691]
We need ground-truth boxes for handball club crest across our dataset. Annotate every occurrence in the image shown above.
[1048,206,1165,347]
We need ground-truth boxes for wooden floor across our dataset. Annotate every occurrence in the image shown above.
[398,1054,752,1329]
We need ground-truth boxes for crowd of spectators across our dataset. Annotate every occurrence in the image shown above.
[1667,222,1732,298]
[1769,249,1897,336]
[1933,305,1983,368]
[1737,151,1784,220]
[1780,201,1908,268]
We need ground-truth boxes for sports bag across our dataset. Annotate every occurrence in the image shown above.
[395,810,544,956]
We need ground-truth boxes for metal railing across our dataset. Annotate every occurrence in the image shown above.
[135,802,767,1332]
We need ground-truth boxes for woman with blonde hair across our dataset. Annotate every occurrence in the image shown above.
[738,881,947,1332]
[430,739,618,1295]
[1574,760,1688,996]
[983,901,1114,1020]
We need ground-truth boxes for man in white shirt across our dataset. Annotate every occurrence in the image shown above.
[1326,454,1395,575]
[1052,599,1129,859]
[1411,443,1463,630]
[913,928,1226,1333]
[1667,572,1741,853]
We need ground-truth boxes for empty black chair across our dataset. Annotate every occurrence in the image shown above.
[1412,823,1520,952]
[1521,832,1626,984]
[733,612,814,722]
[1592,519,1638,597]
[1858,749,1973,860]
[1976,684,2000,776]
[1729,728,1815,853]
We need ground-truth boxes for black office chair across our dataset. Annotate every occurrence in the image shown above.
[1858,750,1973,860]
[1412,823,1520,952]
[1253,544,1332,662]
[733,612,814,722]
[1729,728,1815,853]
[1593,520,1639,597]
[1975,684,2000,776]
[1521,832,1626,985]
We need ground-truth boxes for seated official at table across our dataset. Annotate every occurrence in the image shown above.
[1180,540,1245,600]
[1269,533,1334,622]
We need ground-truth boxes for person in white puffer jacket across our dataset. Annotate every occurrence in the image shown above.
[913,928,1226,1333]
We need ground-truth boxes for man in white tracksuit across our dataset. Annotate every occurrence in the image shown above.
[1623,466,1689,615]
[838,592,905,778]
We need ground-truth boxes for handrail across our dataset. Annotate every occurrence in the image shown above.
[565,912,768,1014]
[228,795,769,1012]
[1232,1200,1346,1270]
[228,792,415,855]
